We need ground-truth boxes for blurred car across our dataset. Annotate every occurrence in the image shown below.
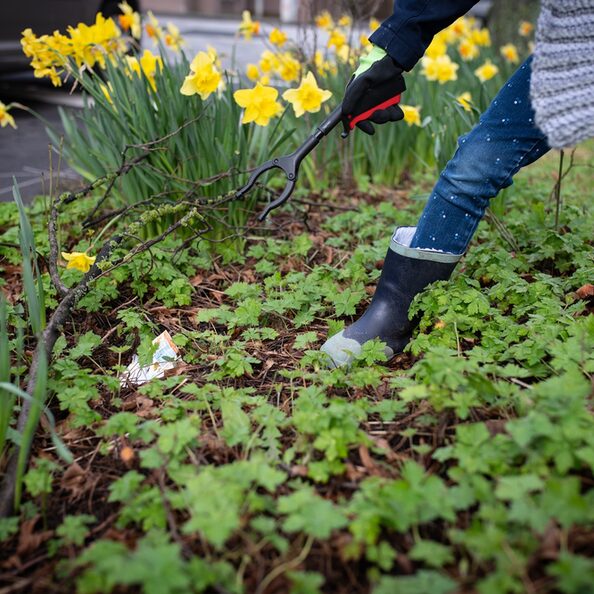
[0,0,140,73]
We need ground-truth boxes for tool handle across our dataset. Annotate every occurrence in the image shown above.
[317,105,343,136]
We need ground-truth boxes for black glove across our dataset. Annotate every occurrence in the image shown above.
[342,45,406,135]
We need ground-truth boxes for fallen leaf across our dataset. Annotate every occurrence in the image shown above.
[485,419,508,436]
[121,393,155,418]
[370,437,401,462]
[576,284,594,299]
[345,462,365,482]
[290,465,308,477]
[539,521,561,560]
[358,444,375,471]
[16,516,53,557]
[61,462,93,500]
[189,273,204,287]
[396,552,414,574]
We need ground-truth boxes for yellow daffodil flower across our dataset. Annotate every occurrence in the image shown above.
[127,49,163,91]
[0,101,16,129]
[246,63,260,81]
[180,51,221,100]
[138,49,162,76]
[282,71,332,117]
[259,50,279,74]
[234,82,283,126]
[21,14,127,85]
[360,34,371,48]
[118,1,141,39]
[207,45,221,69]
[269,27,287,47]
[61,251,96,273]
[456,92,473,112]
[145,11,163,42]
[68,13,121,70]
[336,44,354,65]
[277,52,301,82]
[425,36,447,58]
[239,10,260,40]
[400,104,421,126]
[519,21,534,37]
[421,55,459,84]
[471,28,491,47]
[369,18,380,32]
[328,29,347,51]
[447,17,470,41]
[165,23,184,52]
[500,43,519,64]
[338,15,352,28]
[314,50,336,78]
[315,10,333,31]
[475,59,499,82]
[458,38,479,61]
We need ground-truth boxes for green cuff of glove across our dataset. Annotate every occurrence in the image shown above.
[353,45,387,79]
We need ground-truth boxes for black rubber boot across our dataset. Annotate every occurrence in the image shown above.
[320,226,462,367]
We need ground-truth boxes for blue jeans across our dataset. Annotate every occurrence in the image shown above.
[410,56,550,255]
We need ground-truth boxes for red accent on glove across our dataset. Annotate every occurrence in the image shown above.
[348,94,402,130]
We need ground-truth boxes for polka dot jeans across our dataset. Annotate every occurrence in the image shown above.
[410,56,550,255]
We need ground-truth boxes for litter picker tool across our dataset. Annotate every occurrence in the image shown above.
[234,89,403,221]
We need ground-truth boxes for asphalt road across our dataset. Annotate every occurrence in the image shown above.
[0,83,82,202]
[0,15,314,202]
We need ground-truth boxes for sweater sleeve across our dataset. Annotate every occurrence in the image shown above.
[369,0,480,70]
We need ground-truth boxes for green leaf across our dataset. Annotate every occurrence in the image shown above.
[183,470,244,548]
[495,474,544,501]
[156,417,200,457]
[56,514,96,546]
[331,287,366,317]
[547,552,594,594]
[0,517,19,542]
[24,458,59,497]
[230,298,262,328]
[409,540,454,569]
[69,332,101,360]
[373,571,457,594]
[98,412,139,437]
[76,532,190,594]
[288,570,325,594]
[278,487,348,539]
[220,399,251,447]
[356,339,389,365]
[108,471,146,503]
[293,331,319,351]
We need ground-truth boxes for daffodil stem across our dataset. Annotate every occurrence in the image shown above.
[47,198,69,298]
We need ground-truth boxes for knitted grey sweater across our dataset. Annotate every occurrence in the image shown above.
[531,0,594,148]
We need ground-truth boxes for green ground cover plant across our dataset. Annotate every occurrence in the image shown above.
[0,141,592,592]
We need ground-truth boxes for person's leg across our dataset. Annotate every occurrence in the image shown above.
[411,55,550,254]
[321,56,550,368]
